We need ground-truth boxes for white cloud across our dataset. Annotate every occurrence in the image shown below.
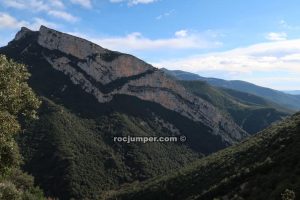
[1,0,27,9]
[48,10,78,22]
[70,0,92,8]
[266,32,287,41]
[129,0,157,5]
[30,17,59,29]
[109,0,123,2]
[0,12,58,30]
[0,12,28,29]
[151,39,300,90]
[281,53,300,62]
[0,0,78,22]
[70,30,221,52]
[279,20,300,30]
[243,77,300,90]
[153,39,300,75]
[2,0,64,10]
[5,0,50,11]
[51,0,65,9]
[110,0,157,6]
[175,30,188,37]
[156,9,174,20]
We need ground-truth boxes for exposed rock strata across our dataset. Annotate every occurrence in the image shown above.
[3,26,249,144]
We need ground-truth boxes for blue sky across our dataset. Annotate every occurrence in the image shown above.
[1,0,300,90]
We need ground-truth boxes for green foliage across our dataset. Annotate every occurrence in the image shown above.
[0,55,44,199]
[0,55,40,120]
[180,80,290,134]
[0,181,21,200]
[281,189,296,200]
[0,55,40,176]
[19,97,201,199]
[108,112,300,200]
[0,169,44,200]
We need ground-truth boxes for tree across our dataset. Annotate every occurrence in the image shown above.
[0,55,43,199]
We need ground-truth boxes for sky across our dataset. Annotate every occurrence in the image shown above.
[1,0,300,90]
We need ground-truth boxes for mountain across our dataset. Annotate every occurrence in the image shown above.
[179,80,290,134]
[0,26,248,199]
[162,68,300,111]
[106,112,300,200]
[284,90,300,95]
[1,26,247,145]
[18,97,201,199]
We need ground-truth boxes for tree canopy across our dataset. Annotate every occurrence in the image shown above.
[0,55,43,199]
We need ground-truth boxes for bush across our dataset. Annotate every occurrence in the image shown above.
[281,189,296,200]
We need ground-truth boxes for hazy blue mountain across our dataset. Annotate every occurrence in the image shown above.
[283,90,300,95]
[162,68,300,111]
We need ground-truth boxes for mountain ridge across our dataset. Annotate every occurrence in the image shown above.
[162,68,300,111]
[283,90,300,95]
[0,26,251,199]
[0,26,248,144]
[179,80,290,134]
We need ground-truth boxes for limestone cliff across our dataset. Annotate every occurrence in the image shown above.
[1,26,248,144]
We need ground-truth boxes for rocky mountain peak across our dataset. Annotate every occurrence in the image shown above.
[1,26,249,145]
[13,27,33,41]
[37,26,153,83]
[38,26,106,59]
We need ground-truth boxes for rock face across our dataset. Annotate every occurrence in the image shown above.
[1,26,248,144]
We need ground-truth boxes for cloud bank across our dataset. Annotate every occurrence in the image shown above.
[153,39,300,73]
[70,30,222,52]
[152,39,300,90]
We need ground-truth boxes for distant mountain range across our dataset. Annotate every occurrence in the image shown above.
[162,68,300,111]
[283,90,300,95]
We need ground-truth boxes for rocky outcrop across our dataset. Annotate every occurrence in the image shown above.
[2,26,248,144]
[37,26,152,83]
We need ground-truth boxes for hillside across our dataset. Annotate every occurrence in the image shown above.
[107,112,300,200]
[284,90,300,95]
[162,68,300,111]
[18,97,201,199]
[0,26,248,199]
[180,80,290,134]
